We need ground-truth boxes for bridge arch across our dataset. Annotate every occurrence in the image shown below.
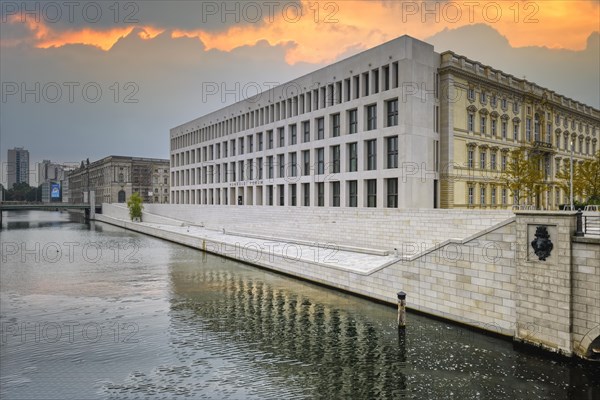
[578,324,600,360]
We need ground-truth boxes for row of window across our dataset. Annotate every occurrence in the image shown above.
[172,178,402,208]
[466,184,576,207]
[171,101,399,168]
[171,63,434,151]
[171,136,401,187]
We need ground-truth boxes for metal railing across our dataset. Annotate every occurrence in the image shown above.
[575,210,600,237]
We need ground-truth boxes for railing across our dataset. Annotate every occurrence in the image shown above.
[575,210,600,237]
[532,141,553,150]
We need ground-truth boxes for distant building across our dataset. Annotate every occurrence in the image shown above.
[7,147,29,188]
[38,160,65,185]
[68,156,170,204]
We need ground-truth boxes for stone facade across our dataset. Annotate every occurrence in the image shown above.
[169,35,600,211]
[68,156,170,204]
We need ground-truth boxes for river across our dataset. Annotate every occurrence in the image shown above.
[1,210,598,399]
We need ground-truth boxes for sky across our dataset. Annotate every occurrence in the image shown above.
[1,0,599,186]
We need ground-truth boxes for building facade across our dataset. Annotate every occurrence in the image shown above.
[169,35,599,210]
[68,156,170,204]
[7,147,30,188]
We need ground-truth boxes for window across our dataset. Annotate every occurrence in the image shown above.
[267,185,273,205]
[491,119,497,136]
[316,182,324,206]
[366,139,377,170]
[366,104,377,130]
[238,161,244,181]
[513,123,519,140]
[468,186,474,205]
[331,145,340,173]
[289,124,297,145]
[258,132,263,151]
[267,156,273,179]
[302,183,310,206]
[480,116,487,134]
[480,151,486,169]
[257,158,263,179]
[231,140,236,156]
[526,118,532,141]
[480,187,486,205]
[278,127,285,147]
[278,184,284,206]
[386,99,398,126]
[468,113,474,132]
[290,184,297,206]
[302,150,310,176]
[386,136,398,168]
[348,142,358,172]
[348,109,358,134]
[278,154,285,178]
[501,154,507,171]
[502,188,507,205]
[348,180,358,207]
[223,141,228,157]
[289,152,297,177]
[468,88,474,100]
[501,98,507,109]
[316,148,324,175]
[468,149,474,168]
[480,92,487,103]
[556,133,560,149]
[386,178,398,208]
[501,121,507,139]
[302,121,310,142]
[331,114,340,137]
[239,137,244,154]
[491,187,496,205]
[268,130,273,149]
[491,153,497,170]
[513,101,519,114]
[367,180,377,207]
[316,117,325,140]
[331,182,340,207]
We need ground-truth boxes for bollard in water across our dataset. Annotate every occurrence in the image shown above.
[397,291,406,329]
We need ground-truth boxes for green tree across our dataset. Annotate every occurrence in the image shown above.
[501,147,545,206]
[126,192,143,221]
[579,150,600,202]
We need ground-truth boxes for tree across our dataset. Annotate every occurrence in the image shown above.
[579,150,600,202]
[501,147,545,206]
[126,192,143,221]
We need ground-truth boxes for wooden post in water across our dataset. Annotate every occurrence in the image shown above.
[397,291,406,329]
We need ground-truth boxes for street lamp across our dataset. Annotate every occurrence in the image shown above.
[570,139,574,210]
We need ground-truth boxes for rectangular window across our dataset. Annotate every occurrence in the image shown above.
[290,184,297,206]
[331,113,340,137]
[480,116,486,134]
[513,123,519,140]
[526,118,532,141]
[258,132,263,151]
[386,99,398,126]
[501,121,507,139]
[278,184,284,206]
[289,124,297,145]
[367,180,377,207]
[278,127,285,147]
[238,161,244,181]
[386,178,398,208]
[267,156,273,179]
[366,139,377,170]
[331,145,340,173]
[289,152,297,177]
[386,136,398,168]
[302,183,310,206]
[278,154,285,178]
[231,140,236,156]
[239,137,244,155]
[302,150,310,176]
[302,121,310,142]
[268,130,273,149]
[257,157,263,179]
[468,113,474,132]
[348,180,358,207]
[480,151,486,169]
[367,104,377,130]
[316,148,324,175]
[468,149,474,168]
[331,181,340,207]
[223,141,228,157]
[491,153,497,170]
[316,117,325,140]
[316,182,324,206]
[348,142,358,172]
[491,119,497,136]
[502,188,507,205]
[348,109,358,134]
[468,187,474,205]
[491,188,496,205]
[480,187,486,205]
[468,88,474,100]
[267,185,273,206]
[501,154,507,171]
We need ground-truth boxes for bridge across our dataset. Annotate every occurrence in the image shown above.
[0,200,101,227]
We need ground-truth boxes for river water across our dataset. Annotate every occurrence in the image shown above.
[1,210,598,399]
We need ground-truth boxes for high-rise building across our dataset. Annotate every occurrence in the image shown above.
[7,147,30,188]
[37,160,66,185]
[169,35,599,210]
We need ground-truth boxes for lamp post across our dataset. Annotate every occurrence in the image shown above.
[570,139,574,210]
